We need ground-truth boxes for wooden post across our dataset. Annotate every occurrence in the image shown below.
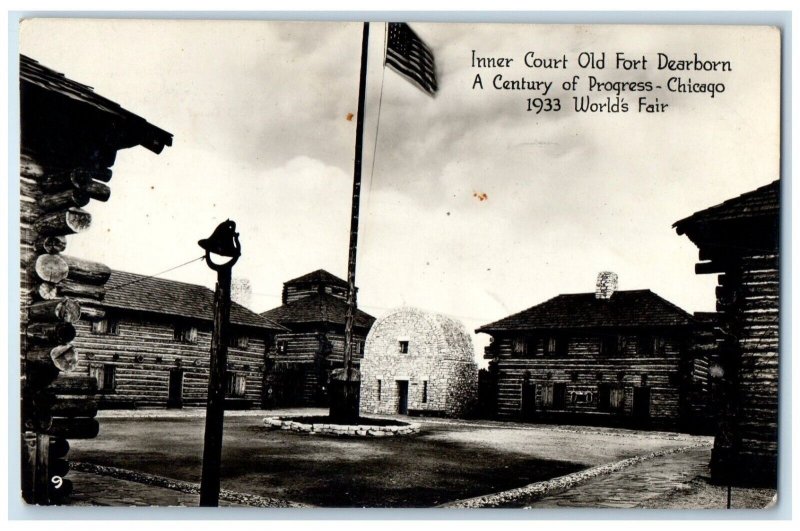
[199,267,232,507]
[198,220,241,507]
[33,433,51,504]
[330,21,369,424]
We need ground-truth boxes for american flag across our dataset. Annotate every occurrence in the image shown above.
[385,22,438,96]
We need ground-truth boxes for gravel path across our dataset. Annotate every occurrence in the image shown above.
[70,462,309,508]
[528,446,713,509]
[440,442,712,508]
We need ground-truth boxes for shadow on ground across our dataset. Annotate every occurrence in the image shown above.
[69,415,584,507]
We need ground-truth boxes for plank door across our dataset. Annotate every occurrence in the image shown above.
[397,380,409,415]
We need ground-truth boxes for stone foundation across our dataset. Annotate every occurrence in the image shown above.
[263,416,421,437]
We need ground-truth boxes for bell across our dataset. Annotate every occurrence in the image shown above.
[198,219,241,257]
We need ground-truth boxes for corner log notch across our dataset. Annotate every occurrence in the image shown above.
[26,323,77,345]
[27,298,82,323]
[35,236,67,255]
[19,53,172,505]
[34,254,69,284]
[34,207,92,237]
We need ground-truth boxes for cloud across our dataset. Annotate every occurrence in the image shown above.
[20,20,779,367]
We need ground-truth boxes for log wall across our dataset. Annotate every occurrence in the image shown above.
[19,57,172,504]
[708,252,779,486]
[71,315,269,408]
[488,332,704,430]
[268,329,368,406]
[21,149,110,503]
[283,284,348,304]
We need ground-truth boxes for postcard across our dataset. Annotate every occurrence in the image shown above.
[16,18,781,510]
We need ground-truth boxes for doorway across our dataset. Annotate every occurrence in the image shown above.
[553,382,567,409]
[633,386,651,419]
[167,368,184,408]
[397,380,409,415]
[521,380,536,421]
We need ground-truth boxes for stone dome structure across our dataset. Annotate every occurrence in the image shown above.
[360,307,478,418]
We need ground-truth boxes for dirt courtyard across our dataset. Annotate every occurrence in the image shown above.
[68,408,710,508]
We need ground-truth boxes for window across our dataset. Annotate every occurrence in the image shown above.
[90,364,116,392]
[512,338,526,356]
[276,339,288,354]
[228,334,249,349]
[174,324,198,344]
[318,336,333,355]
[544,337,568,357]
[556,337,568,357]
[377,379,382,401]
[638,335,653,356]
[655,337,666,356]
[398,341,409,354]
[600,335,620,356]
[422,381,428,403]
[225,372,246,398]
[528,337,542,357]
[513,337,540,358]
[545,337,557,356]
[92,318,119,335]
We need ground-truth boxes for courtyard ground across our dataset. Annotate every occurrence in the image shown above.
[62,408,773,509]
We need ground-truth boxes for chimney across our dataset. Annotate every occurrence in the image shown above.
[595,271,618,300]
[231,277,252,308]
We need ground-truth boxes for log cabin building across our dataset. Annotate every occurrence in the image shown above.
[19,54,172,503]
[477,273,711,431]
[260,270,376,407]
[71,270,287,409]
[674,180,780,487]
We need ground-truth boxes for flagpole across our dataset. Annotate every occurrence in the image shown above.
[331,21,369,423]
[345,20,370,379]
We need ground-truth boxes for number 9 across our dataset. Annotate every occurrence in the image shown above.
[51,475,63,489]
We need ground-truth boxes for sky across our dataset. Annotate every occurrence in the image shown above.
[19,20,780,365]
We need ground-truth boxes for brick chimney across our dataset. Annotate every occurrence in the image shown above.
[595,271,618,300]
[231,277,252,308]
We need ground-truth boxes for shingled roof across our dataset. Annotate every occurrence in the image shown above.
[674,180,780,234]
[20,54,173,154]
[101,270,286,332]
[261,292,376,331]
[284,269,349,288]
[476,290,693,334]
